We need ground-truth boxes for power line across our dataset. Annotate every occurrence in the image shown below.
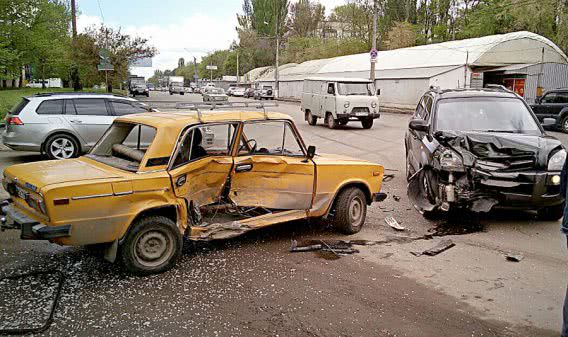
[96,0,105,22]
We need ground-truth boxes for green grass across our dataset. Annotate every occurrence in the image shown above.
[0,87,127,120]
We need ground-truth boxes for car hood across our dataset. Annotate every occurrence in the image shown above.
[434,130,563,168]
[3,157,123,191]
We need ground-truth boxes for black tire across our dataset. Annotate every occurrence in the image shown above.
[145,93,149,97]
[180,92,185,95]
[325,113,337,129]
[537,203,565,221]
[338,119,348,126]
[169,92,173,95]
[361,118,373,129]
[120,215,182,275]
[306,111,317,126]
[332,187,367,234]
[561,116,568,133]
[45,133,80,160]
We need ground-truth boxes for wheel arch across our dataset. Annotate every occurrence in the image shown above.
[42,130,85,154]
[324,180,373,217]
[119,204,181,244]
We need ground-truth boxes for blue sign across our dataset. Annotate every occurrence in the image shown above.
[370,48,378,59]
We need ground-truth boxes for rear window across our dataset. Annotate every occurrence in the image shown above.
[74,99,108,116]
[9,98,30,115]
[36,100,64,115]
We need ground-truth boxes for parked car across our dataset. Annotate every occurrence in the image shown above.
[233,87,246,97]
[243,88,255,98]
[147,83,155,91]
[202,88,228,102]
[2,92,151,160]
[530,88,568,132]
[226,84,237,96]
[1,109,387,275]
[405,87,565,220]
[301,77,380,129]
[254,85,274,100]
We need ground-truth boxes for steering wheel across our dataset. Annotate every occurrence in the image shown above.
[239,139,257,153]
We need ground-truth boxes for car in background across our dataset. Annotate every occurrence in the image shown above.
[169,82,185,95]
[226,87,236,96]
[26,78,63,88]
[243,88,255,98]
[2,92,152,160]
[131,83,149,97]
[147,83,155,91]
[254,85,274,100]
[0,109,386,275]
[233,87,246,97]
[405,87,565,220]
[202,88,228,102]
[530,88,568,132]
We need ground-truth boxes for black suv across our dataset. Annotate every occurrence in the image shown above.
[530,89,568,132]
[405,88,565,219]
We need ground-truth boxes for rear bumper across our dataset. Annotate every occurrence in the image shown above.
[0,200,70,240]
[2,130,42,152]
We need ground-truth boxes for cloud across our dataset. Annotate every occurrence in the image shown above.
[77,13,238,79]
[318,0,347,14]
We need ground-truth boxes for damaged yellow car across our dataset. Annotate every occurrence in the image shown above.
[1,109,386,275]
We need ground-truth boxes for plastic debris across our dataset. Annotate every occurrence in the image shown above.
[505,253,524,262]
[385,216,405,231]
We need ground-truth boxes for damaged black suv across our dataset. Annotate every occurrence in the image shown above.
[405,88,566,220]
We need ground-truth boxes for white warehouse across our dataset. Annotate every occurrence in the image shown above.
[249,31,568,110]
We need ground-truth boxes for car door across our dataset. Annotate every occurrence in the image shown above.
[407,95,431,174]
[230,120,315,210]
[537,92,559,119]
[63,98,114,148]
[169,123,238,207]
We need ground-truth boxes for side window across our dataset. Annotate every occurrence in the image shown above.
[414,97,426,120]
[172,123,237,168]
[541,93,557,104]
[36,100,63,115]
[239,121,304,156]
[423,96,433,121]
[111,101,148,116]
[327,83,335,95]
[556,92,568,104]
[64,100,76,114]
[74,99,109,116]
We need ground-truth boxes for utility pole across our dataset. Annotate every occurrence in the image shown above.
[71,0,81,91]
[275,9,280,98]
[370,0,378,82]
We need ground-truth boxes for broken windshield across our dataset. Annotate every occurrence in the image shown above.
[337,82,373,96]
[435,97,541,135]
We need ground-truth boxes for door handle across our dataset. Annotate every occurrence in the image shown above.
[70,120,82,124]
[235,163,253,173]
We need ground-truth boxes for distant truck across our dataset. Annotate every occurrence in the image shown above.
[26,78,62,88]
[128,76,149,97]
[168,76,185,95]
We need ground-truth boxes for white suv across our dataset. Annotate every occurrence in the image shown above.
[2,93,150,159]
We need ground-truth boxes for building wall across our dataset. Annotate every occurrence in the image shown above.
[429,67,468,90]
[524,63,568,104]
[375,78,430,108]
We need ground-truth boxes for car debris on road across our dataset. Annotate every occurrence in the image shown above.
[410,239,456,257]
[385,216,405,231]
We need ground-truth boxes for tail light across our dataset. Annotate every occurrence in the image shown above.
[6,117,23,125]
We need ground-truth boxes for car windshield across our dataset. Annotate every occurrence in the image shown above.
[337,82,373,96]
[263,86,272,90]
[435,97,541,135]
[87,122,157,172]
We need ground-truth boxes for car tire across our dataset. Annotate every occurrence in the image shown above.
[561,116,568,133]
[325,113,337,129]
[146,93,149,97]
[306,111,317,126]
[338,119,348,126]
[181,92,185,95]
[333,187,367,234]
[120,215,182,276]
[45,133,80,160]
[170,92,173,95]
[361,118,373,129]
[537,203,565,221]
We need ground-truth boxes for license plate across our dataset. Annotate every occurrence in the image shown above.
[356,112,368,116]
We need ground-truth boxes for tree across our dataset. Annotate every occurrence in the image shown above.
[385,21,417,49]
[288,0,325,37]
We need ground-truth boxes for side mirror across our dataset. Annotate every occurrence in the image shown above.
[542,118,556,129]
[306,145,316,159]
[409,119,429,132]
[376,89,381,96]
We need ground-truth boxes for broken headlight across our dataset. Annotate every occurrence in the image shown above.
[440,149,465,172]
[548,149,566,171]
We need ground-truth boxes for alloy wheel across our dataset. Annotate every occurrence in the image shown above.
[49,137,75,159]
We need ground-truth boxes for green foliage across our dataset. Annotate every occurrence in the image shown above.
[282,36,368,64]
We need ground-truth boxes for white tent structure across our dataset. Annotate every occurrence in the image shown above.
[249,31,568,109]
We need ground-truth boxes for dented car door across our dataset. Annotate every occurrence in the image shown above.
[169,123,238,207]
[230,120,315,210]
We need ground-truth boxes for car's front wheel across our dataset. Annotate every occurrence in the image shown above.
[361,118,373,129]
[333,187,367,234]
[325,113,337,129]
[537,203,565,221]
[121,216,182,275]
[45,134,80,160]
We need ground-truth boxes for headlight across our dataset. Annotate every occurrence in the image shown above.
[371,102,377,108]
[439,149,465,171]
[548,149,566,171]
[344,101,350,108]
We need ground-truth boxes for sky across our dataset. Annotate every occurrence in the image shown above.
[77,0,347,79]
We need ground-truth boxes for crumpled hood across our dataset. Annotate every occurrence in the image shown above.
[435,130,563,168]
[4,157,123,191]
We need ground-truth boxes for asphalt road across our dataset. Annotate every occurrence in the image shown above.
[0,90,566,336]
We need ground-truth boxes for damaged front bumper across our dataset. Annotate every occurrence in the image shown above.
[0,200,70,240]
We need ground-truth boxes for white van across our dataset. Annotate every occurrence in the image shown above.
[301,77,380,129]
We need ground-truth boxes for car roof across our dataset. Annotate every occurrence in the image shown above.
[27,92,135,101]
[429,88,519,99]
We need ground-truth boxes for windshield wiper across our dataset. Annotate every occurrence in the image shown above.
[476,129,517,133]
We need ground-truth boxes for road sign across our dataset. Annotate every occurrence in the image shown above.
[97,64,114,71]
[206,65,218,70]
[370,48,378,63]
[98,48,113,71]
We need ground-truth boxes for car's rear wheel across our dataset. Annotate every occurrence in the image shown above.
[121,216,182,275]
[561,116,568,133]
[537,203,565,221]
[45,134,80,160]
[333,187,367,234]
[306,111,317,125]
[325,113,337,129]
[361,118,373,129]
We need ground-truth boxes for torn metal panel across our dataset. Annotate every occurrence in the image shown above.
[411,239,455,257]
